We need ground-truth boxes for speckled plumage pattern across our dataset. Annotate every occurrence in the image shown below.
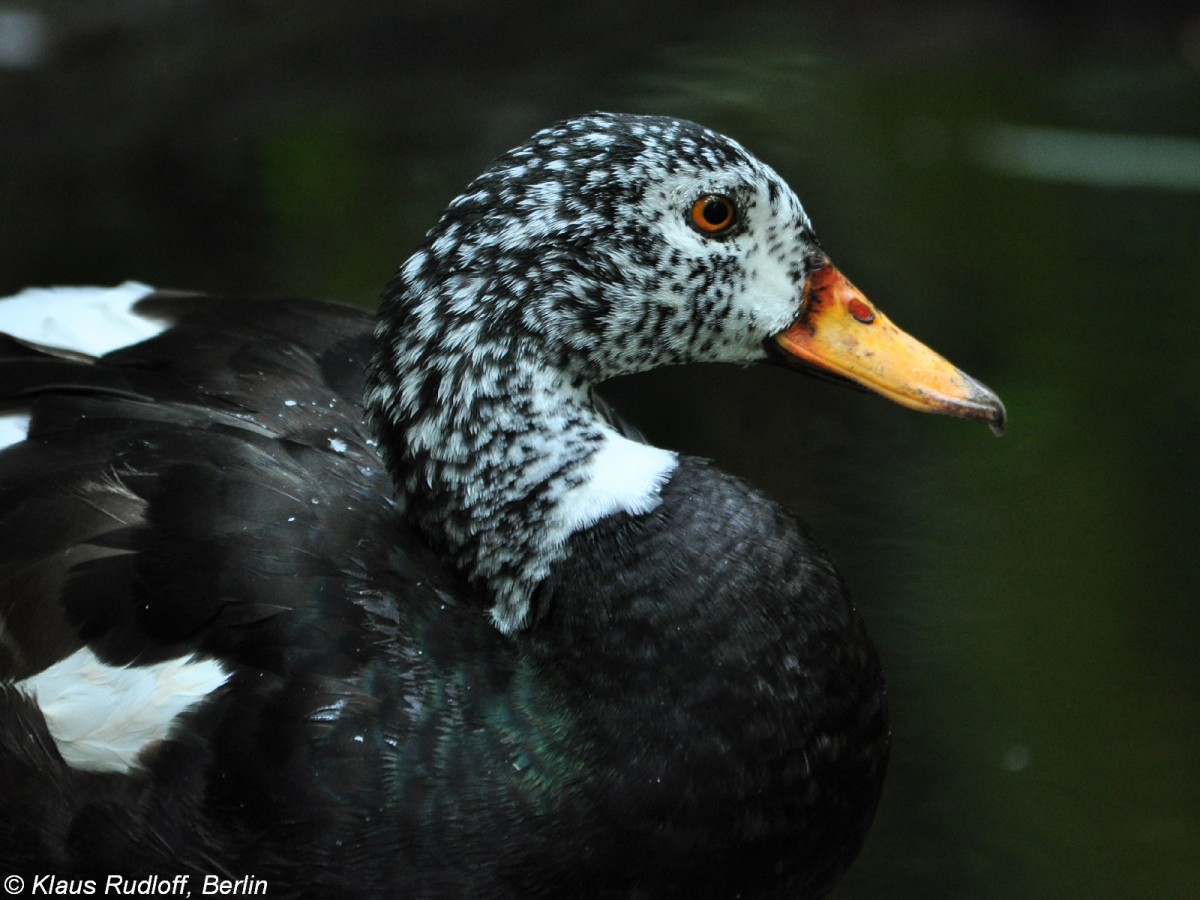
[368,113,821,630]
[0,114,891,898]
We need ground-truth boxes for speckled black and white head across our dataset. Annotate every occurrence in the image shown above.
[365,113,812,630]
[367,112,1004,632]
[389,113,820,375]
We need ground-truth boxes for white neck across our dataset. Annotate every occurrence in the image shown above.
[549,427,677,540]
[490,407,677,632]
[372,359,676,632]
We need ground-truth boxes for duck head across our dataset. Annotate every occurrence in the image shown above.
[376,112,1003,427]
[368,113,1004,629]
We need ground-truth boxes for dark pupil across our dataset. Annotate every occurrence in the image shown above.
[703,198,730,225]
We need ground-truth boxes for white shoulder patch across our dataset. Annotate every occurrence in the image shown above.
[552,431,677,537]
[0,281,165,357]
[14,647,230,773]
[0,412,30,451]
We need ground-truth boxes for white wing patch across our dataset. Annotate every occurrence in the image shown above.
[0,281,165,357]
[15,647,230,773]
[0,412,30,451]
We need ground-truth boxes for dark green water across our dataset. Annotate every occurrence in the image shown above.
[2,3,1196,897]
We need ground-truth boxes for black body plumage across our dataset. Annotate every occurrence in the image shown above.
[0,114,893,898]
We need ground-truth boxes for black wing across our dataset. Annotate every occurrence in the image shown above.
[0,293,515,885]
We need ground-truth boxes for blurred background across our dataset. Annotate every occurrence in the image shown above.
[1,1,1196,897]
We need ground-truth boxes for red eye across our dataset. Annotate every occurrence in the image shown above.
[690,195,736,234]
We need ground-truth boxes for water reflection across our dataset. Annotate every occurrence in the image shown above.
[0,9,47,70]
[971,122,1200,190]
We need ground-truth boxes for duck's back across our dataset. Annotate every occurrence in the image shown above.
[0,288,474,885]
[0,288,398,680]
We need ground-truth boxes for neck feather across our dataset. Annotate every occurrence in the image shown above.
[368,336,676,632]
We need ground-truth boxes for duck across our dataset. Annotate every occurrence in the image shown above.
[0,113,1004,899]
